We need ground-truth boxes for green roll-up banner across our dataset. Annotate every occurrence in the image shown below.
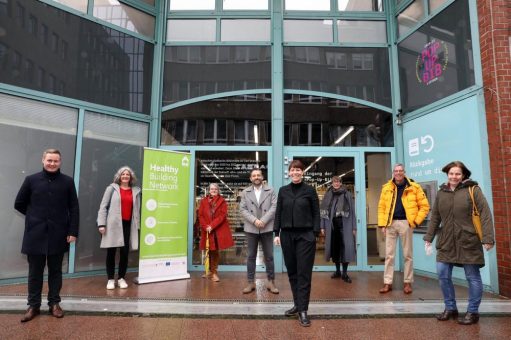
[136,148,191,284]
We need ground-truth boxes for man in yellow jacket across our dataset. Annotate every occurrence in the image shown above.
[378,163,430,294]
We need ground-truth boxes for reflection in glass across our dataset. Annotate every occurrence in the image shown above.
[221,20,270,42]
[161,95,271,146]
[163,46,271,105]
[170,0,215,10]
[284,95,393,147]
[429,0,448,12]
[397,0,425,37]
[290,156,357,267]
[223,0,268,10]
[167,20,216,42]
[338,0,383,12]
[285,0,330,11]
[194,151,268,266]
[54,0,88,13]
[284,20,333,43]
[338,21,387,43]
[0,0,154,114]
[75,112,148,273]
[398,0,474,113]
[284,47,391,107]
[0,93,77,279]
[93,0,155,38]
[365,153,391,265]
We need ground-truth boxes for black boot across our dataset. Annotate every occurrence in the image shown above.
[436,309,458,321]
[298,311,311,327]
[457,312,479,325]
[285,306,298,317]
[342,273,352,283]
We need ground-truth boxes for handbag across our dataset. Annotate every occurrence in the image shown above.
[468,186,483,241]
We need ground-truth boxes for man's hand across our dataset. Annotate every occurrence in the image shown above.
[67,236,77,243]
[380,227,386,236]
[254,219,265,228]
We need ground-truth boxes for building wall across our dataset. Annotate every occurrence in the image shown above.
[478,0,511,298]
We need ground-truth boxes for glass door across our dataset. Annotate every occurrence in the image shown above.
[285,150,393,272]
[286,151,361,271]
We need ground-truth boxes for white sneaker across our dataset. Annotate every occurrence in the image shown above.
[106,279,115,290]
[118,278,128,289]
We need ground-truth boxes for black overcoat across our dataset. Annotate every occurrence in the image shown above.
[14,169,79,255]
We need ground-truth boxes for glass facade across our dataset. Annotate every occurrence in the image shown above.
[193,151,268,266]
[0,0,154,114]
[0,0,492,282]
[162,95,271,146]
[398,0,475,112]
[284,95,393,147]
[284,47,392,108]
[162,46,271,105]
[0,93,77,279]
[93,0,156,38]
[75,113,148,272]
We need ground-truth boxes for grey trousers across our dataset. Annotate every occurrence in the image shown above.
[246,231,275,282]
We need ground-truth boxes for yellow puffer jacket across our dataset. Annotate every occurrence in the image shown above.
[377,177,430,228]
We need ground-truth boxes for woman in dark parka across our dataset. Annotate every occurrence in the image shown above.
[424,161,495,325]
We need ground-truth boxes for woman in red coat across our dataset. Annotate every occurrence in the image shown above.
[198,183,234,282]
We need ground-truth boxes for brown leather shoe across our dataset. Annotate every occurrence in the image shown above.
[49,303,64,318]
[20,306,40,323]
[379,284,392,293]
[403,283,413,294]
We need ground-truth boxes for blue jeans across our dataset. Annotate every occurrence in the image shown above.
[436,262,483,313]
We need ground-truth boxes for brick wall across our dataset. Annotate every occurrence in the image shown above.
[477,0,511,298]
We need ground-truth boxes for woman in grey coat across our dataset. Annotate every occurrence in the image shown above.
[97,166,141,290]
[320,176,357,283]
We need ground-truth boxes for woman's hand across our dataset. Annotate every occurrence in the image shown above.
[320,229,325,237]
[274,236,281,246]
[98,227,106,235]
[206,226,212,233]
[425,241,431,247]
[483,243,494,251]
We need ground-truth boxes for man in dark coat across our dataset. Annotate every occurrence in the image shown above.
[14,149,79,322]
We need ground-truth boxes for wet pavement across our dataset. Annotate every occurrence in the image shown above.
[0,272,509,339]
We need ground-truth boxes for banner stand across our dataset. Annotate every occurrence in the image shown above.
[137,148,191,284]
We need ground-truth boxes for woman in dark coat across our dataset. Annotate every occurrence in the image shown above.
[320,176,356,283]
[274,160,320,327]
[198,183,234,282]
[424,161,495,325]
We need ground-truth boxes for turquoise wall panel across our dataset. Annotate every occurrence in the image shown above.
[403,95,494,287]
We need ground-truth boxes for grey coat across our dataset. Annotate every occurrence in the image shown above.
[97,183,141,250]
[320,188,357,262]
[240,184,277,234]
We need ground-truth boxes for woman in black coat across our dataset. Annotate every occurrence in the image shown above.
[274,160,320,327]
